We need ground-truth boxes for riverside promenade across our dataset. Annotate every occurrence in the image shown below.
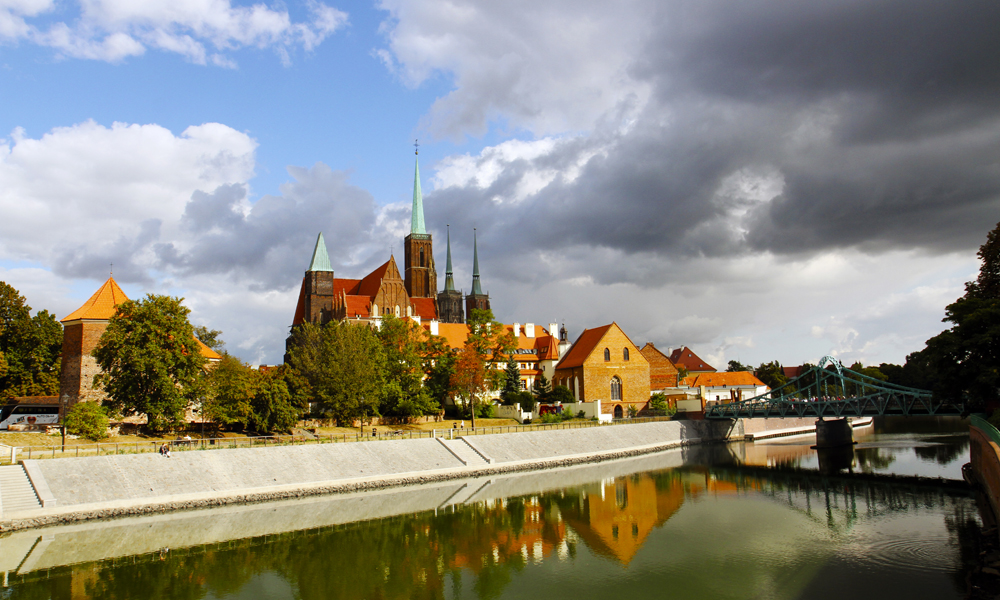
[0,420,737,531]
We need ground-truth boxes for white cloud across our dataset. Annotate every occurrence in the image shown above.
[377,0,653,138]
[3,0,347,65]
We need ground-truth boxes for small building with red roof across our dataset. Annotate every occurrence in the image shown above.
[640,343,680,390]
[668,346,716,375]
[553,323,650,419]
[680,371,769,404]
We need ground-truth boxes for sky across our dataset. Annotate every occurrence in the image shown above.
[1,0,998,369]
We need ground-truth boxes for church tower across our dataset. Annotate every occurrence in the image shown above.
[437,225,464,323]
[404,149,437,298]
[301,232,336,324]
[465,228,491,317]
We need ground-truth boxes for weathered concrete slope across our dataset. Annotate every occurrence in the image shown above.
[1,448,698,576]
[0,420,733,530]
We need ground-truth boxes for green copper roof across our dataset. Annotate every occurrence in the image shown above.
[307,232,334,272]
[471,229,483,296]
[411,154,426,235]
[444,225,456,292]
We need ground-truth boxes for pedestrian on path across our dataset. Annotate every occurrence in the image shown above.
[159,443,171,458]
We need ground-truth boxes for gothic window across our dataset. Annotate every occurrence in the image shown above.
[372,303,378,316]
[623,347,630,361]
[604,348,610,362]
[611,376,622,400]
[395,305,401,317]
[420,248,424,267]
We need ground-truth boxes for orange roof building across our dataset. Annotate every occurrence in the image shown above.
[668,346,716,374]
[681,371,770,403]
[553,323,650,419]
[640,343,680,390]
[58,276,221,412]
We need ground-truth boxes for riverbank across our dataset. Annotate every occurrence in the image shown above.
[0,420,734,531]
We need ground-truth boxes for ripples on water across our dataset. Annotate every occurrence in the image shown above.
[2,417,981,600]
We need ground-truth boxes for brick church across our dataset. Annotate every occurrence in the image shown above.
[287,149,491,339]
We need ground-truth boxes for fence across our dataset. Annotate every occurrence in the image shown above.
[0,416,675,465]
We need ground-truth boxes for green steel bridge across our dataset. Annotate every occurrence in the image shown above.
[704,356,963,420]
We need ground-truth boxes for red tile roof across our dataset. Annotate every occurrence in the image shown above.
[344,295,371,318]
[291,278,307,326]
[555,324,613,369]
[334,278,361,296]
[358,260,392,297]
[61,276,129,322]
[668,346,716,372]
[410,297,438,320]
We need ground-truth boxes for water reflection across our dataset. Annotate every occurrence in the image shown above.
[3,418,979,600]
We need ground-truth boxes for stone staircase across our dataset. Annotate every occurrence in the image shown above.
[0,465,42,514]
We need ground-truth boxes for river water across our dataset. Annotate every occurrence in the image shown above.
[3,417,981,600]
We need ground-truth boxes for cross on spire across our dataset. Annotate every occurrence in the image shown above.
[414,139,419,155]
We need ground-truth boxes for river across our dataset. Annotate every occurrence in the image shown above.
[2,417,981,599]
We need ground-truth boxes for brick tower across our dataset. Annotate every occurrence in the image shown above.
[437,225,464,323]
[404,150,437,298]
[58,276,129,411]
[465,228,491,318]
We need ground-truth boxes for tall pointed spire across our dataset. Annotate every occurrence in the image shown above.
[308,232,334,272]
[471,228,483,296]
[444,225,456,292]
[411,145,426,235]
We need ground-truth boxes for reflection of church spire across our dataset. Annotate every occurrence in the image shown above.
[411,149,426,235]
[471,228,483,296]
[444,225,456,292]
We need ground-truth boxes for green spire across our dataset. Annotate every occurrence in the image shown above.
[471,228,483,296]
[411,151,426,235]
[307,232,333,272]
[444,225,456,292]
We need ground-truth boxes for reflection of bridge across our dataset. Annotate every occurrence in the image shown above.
[705,356,963,420]
[698,464,972,533]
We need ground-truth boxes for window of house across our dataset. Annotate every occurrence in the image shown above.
[604,348,610,361]
[611,376,622,400]
[623,348,630,361]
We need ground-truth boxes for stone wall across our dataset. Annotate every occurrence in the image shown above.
[58,319,110,409]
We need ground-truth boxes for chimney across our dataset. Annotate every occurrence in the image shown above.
[525,323,535,338]
[412,316,421,325]
[513,322,520,337]
[548,322,557,337]
[430,320,439,336]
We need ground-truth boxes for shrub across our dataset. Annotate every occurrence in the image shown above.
[577,410,586,419]
[549,385,575,404]
[63,401,109,441]
[476,402,496,418]
[538,413,561,424]
[627,404,639,418]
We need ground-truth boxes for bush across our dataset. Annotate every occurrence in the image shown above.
[577,410,586,419]
[476,402,496,418]
[627,404,639,418]
[538,413,561,424]
[63,401,109,441]
[549,385,575,404]
[507,391,535,413]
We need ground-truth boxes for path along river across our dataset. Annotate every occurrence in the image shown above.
[1,417,982,600]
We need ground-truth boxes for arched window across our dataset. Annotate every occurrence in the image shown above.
[611,376,622,400]
[407,305,412,317]
[420,248,424,267]
[395,305,401,317]
[604,348,610,362]
[623,347,630,361]
[372,303,378,316]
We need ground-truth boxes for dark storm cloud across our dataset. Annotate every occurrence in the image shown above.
[424,0,1000,278]
[53,219,161,284]
[154,163,389,290]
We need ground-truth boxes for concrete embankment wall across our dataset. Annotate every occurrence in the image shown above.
[1,420,734,531]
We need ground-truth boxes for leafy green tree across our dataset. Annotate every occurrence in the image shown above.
[202,354,256,427]
[288,321,386,428]
[0,282,62,398]
[193,325,225,351]
[92,294,205,430]
[508,390,535,413]
[726,360,750,372]
[425,349,457,409]
[754,361,788,390]
[549,384,574,404]
[877,362,906,386]
[63,401,109,441]
[375,316,438,419]
[249,367,300,433]
[501,356,520,402]
[451,345,487,424]
[456,309,516,428]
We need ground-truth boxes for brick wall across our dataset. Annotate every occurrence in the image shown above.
[58,319,110,410]
[641,343,679,389]
[554,324,650,416]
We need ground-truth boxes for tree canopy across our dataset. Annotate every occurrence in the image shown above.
[0,282,62,398]
[451,309,516,427]
[92,294,206,430]
[375,315,439,419]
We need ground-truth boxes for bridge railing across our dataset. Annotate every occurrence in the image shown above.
[972,414,1000,446]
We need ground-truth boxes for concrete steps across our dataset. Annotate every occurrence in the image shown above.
[0,465,42,514]
[436,438,491,467]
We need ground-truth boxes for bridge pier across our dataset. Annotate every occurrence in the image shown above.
[814,418,854,449]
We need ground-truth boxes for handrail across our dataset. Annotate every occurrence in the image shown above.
[971,414,1000,447]
[0,415,675,464]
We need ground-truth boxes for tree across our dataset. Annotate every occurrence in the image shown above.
[202,354,256,428]
[425,348,457,410]
[193,325,225,351]
[726,360,750,373]
[501,356,520,402]
[375,316,439,419]
[532,373,552,402]
[450,345,488,424]
[288,321,386,428]
[0,282,62,398]
[63,401,110,441]
[92,294,205,430]
[905,220,1000,411]
[549,385,574,404]
[456,309,516,428]
[754,361,788,390]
